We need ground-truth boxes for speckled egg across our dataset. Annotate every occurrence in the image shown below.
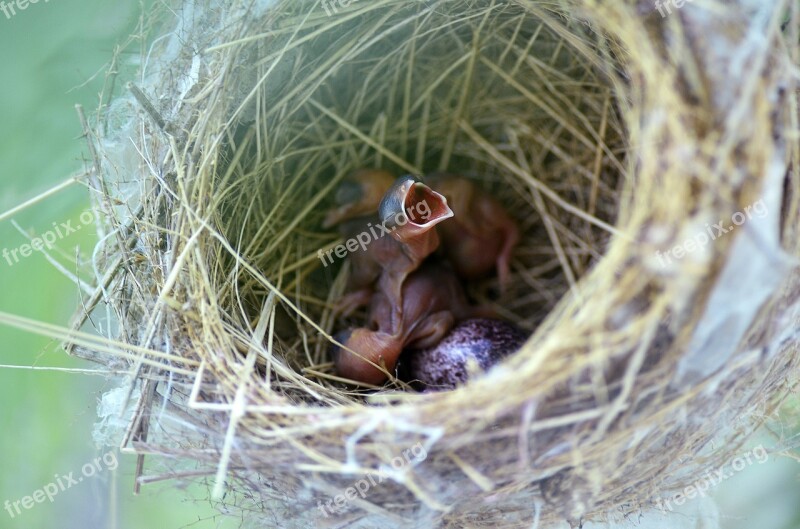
[403,318,527,390]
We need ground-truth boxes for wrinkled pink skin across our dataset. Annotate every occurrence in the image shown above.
[426,173,519,292]
[326,172,514,385]
[332,176,455,385]
[328,171,519,293]
[334,262,487,385]
[334,176,453,317]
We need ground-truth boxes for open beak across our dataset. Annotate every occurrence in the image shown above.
[378,175,454,242]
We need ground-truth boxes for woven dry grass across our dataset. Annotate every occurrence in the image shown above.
[6,0,798,527]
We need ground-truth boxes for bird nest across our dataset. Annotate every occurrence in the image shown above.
[64,0,799,527]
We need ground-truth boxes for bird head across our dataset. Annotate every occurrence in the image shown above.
[330,328,404,385]
[378,175,453,243]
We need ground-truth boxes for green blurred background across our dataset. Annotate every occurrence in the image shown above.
[0,2,796,529]
[0,1,236,528]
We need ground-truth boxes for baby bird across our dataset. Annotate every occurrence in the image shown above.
[330,327,401,386]
[324,171,519,290]
[376,174,454,318]
[330,214,391,314]
[323,169,396,229]
[332,175,453,316]
[332,261,474,385]
[325,171,519,386]
[323,170,398,312]
[425,172,519,291]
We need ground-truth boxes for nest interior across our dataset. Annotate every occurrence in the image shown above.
[214,1,625,388]
[71,0,800,527]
